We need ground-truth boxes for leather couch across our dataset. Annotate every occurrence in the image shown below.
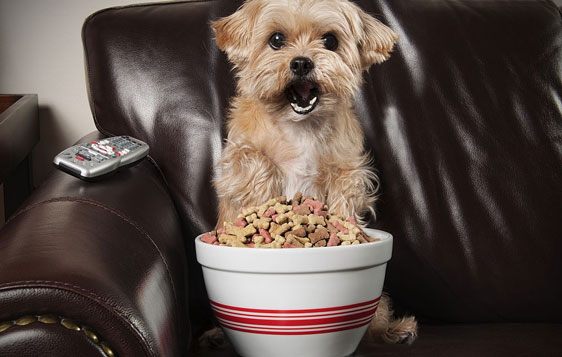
[0,1,560,356]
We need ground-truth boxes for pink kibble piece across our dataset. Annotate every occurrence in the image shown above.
[303,199,323,214]
[259,228,273,243]
[282,242,299,248]
[201,233,218,244]
[234,217,248,227]
[263,207,276,218]
[327,233,341,247]
[333,221,349,234]
[346,216,357,225]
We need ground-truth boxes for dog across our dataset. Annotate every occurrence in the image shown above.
[209,0,417,346]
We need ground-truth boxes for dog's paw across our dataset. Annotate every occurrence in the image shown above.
[199,326,230,350]
[381,316,418,345]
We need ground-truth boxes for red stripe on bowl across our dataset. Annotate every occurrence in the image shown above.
[210,297,380,314]
[219,319,373,335]
[211,302,379,319]
[217,315,375,331]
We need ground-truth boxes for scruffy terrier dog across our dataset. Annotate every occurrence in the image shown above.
[209,0,417,346]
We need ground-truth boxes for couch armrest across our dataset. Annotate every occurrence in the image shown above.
[0,132,189,357]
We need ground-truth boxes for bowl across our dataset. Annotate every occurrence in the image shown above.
[195,228,392,357]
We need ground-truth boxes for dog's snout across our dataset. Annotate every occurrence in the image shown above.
[290,57,314,76]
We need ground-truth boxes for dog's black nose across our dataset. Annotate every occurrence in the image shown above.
[290,57,314,76]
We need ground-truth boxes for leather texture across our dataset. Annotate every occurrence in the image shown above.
[0,132,189,357]
[362,0,562,323]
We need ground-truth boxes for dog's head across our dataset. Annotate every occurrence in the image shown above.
[212,0,397,120]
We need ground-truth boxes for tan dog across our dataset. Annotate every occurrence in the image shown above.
[210,0,417,345]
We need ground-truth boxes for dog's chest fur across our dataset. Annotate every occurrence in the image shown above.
[277,124,321,199]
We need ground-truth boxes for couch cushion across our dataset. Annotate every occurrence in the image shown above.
[82,0,562,328]
[360,0,562,322]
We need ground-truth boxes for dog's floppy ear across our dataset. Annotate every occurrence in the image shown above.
[211,0,262,64]
[355,7,398,68]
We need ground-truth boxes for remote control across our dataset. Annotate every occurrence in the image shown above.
[53,136,149,181]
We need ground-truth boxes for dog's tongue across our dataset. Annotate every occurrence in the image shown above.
[294,81,314,100]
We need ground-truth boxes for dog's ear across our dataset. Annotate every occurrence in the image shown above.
[355,7,398,68]
[211,1,262,64]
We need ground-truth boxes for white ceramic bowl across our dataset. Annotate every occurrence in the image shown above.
[195,228,392,357]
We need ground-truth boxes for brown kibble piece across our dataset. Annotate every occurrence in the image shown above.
[291,227,307,237]
[314,240,327,247]
[291,235,310,245]
[327,223,338,234]
[292,204,311,215]
[309,227,329,244]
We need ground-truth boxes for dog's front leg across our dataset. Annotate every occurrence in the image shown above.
[320,164,378,223]
[213,142,283,226]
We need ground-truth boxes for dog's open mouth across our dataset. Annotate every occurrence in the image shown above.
[285,80,320,115]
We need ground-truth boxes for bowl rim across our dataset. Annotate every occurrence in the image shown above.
[195,228,393,274]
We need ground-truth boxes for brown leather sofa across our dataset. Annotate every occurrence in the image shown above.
[0,1,561,356]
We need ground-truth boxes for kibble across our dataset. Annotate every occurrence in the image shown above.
[202,192,378,248]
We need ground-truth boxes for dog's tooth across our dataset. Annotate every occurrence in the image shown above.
[291,99,317,114]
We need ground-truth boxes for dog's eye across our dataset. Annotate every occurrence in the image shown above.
[322,33,338,51]
[269,32,286,50]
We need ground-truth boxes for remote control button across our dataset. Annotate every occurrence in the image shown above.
[77,150,92,160]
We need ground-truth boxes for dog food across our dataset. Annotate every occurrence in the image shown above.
[201,193,378,248]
